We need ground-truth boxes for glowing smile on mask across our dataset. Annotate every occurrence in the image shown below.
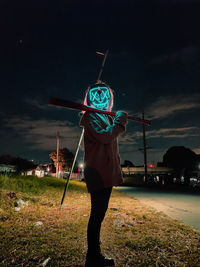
[89,86,111,110]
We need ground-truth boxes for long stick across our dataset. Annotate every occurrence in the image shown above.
[142,110,148,181]
[49,97,151,125]
[60,129,84,206]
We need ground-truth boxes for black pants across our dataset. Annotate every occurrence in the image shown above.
[87,187,112,255]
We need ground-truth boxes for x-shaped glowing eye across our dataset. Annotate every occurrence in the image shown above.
[89,87,110,103]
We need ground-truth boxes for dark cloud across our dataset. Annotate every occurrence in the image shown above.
[146,94,200,120]
[3,117,81,151]
[147,127,200,139]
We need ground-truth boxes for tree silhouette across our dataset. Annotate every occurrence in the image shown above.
[49,148,74,171]
[163,146,198,185]
[163,146,197,170]
[0,154,36,173]
[123,160,135,167]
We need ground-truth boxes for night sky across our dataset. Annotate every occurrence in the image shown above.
[0,0,200,166]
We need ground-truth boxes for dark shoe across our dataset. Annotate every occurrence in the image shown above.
[85,253,115,267]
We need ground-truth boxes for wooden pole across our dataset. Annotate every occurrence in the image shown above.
[142,110,148,182]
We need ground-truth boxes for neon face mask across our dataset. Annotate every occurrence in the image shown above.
[88,86,111,110]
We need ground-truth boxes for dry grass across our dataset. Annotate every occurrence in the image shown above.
[0,175,200,266]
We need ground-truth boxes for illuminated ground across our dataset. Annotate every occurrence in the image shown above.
[1,176,200,266]
[117,186,200,231]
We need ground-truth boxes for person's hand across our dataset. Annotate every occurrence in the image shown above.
[114,111,128,126]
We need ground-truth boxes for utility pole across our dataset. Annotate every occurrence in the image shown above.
[56,131,59,178]
[142,110,148,182]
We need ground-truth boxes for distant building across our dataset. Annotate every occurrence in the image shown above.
[35,166,45,178]
[122,166,173,176]
[122,166,174,185]
[25,169,35,176]
[25,163,56,178]
[0,164,16,174]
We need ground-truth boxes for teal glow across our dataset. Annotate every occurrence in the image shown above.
[88,86,111,110]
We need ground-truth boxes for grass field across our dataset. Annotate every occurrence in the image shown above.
[1,174,200,266]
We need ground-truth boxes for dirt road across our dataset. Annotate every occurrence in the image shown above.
[117,186,200,231]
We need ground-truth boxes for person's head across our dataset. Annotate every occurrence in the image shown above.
[84,82,114,111]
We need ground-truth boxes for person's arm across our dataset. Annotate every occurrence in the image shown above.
[83,111,128,144]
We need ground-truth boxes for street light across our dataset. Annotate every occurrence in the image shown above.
[198,163,200,170]
[79,163,84,169]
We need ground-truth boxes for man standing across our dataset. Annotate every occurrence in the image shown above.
[80,82,128,267]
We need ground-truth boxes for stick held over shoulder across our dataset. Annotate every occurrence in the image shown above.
[49,97,151,125]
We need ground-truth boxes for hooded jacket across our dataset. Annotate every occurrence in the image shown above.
[80,111,127,192]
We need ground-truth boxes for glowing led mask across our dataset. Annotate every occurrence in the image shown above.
[88,86,111,110]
